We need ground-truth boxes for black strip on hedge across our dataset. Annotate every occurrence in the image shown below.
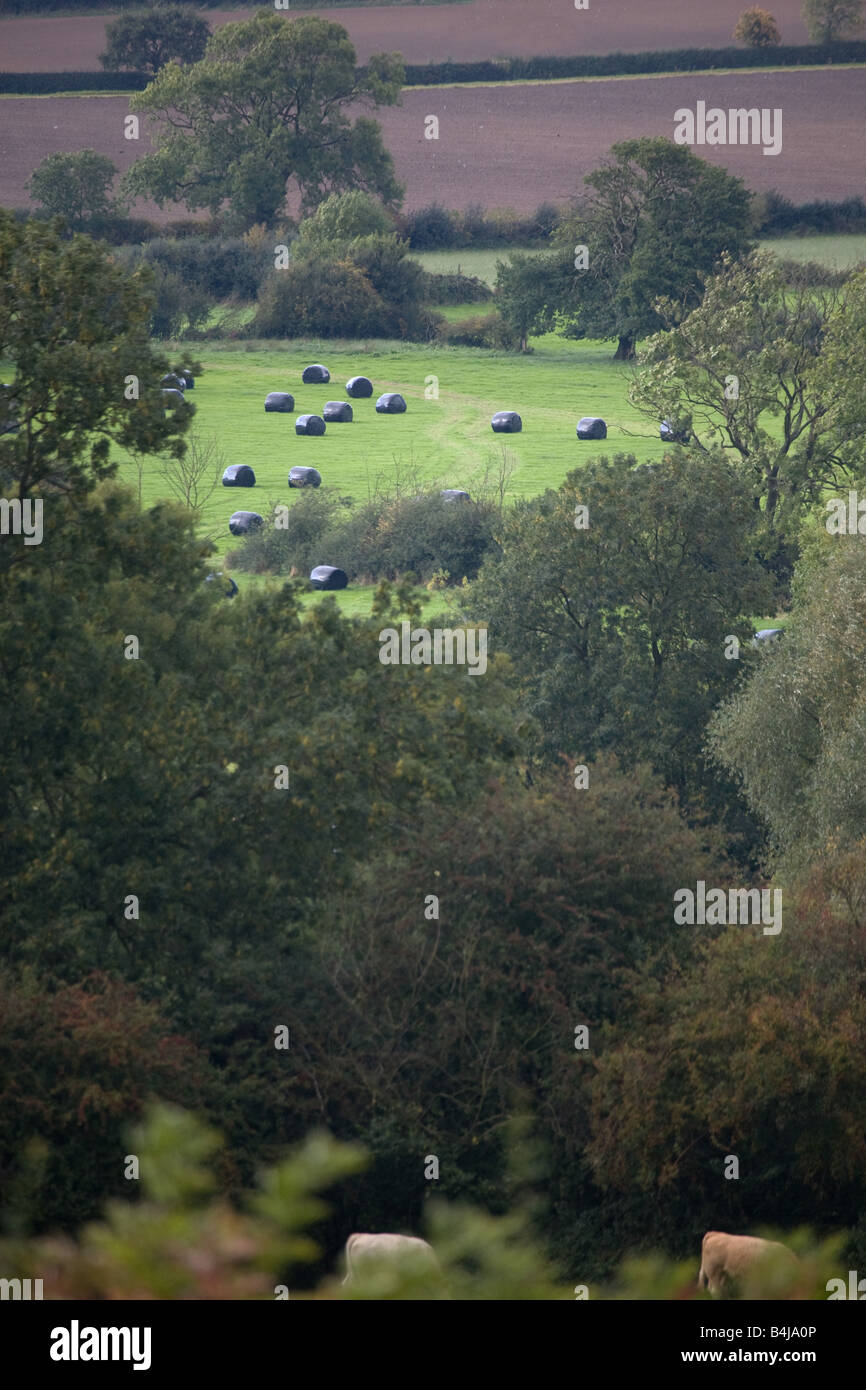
[0,71,149,94]
[389,41,866,86]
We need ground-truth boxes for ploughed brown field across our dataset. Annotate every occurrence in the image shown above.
[1,69,863,221]
[0,0,813,73]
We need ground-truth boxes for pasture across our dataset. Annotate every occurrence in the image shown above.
[421,238,866,287]
[116,334,668,573]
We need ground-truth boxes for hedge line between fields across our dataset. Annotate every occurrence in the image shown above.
[3,40,866,95]
[396,40,866,84]
[0,70,149,94]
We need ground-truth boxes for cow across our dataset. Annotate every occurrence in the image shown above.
[698,1231,798,1298]
[342,1233,440,1287]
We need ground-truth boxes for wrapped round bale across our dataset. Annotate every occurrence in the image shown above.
[323,401,353,422]
[346,376,373,398]
[376,393,407,414]
[222,464,256,487]
[265,392,295,413]
[441,489,471,502]
[491,411,522,433]
[205,572,239,598]
[576,417,607,440]
[228,510,264,536]
[302,364,330,384]
[752,629,784,646]
[289,466,322,488]
[660,420,690,444]
[161,388,186,409]
[295,414,326,436]
[180,370,195,390]
[161,372,185,391]
[310,565,348,591]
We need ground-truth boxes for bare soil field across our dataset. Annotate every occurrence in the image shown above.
[0,0,813,73]
[1,68,862,220]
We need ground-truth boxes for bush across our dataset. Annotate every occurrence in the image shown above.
[119,236,268,299]
[230,486,499,585]
[733,7,782,45]
[403,203,457,250]
[422,271,492,305]
[346,234,429,337]
[295,191,394,250]
[228,489,352,575]
[250,237,434,341]
[138,262,212,339]
[437,311,519,350]
[251,257,394,339]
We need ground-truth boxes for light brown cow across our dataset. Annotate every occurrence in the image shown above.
[342,1233,440,1287]
[698,1231,798,1297]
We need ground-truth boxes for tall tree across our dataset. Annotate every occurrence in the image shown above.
[99,5,211,77]
[708,536,866,878]
[0,212,190,510]
[494,250,561,353]
[26,150,123,234]
[588,857,866,1249]
[124,12,404,228]
[463,450,773,859]
[629,251,860,524]
[550,138,753,359]
[802,0,864,41]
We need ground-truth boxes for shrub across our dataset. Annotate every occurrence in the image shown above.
[404,203,457,250]
[733,7,782,45]
[230,486,498,584]
[138,262,212,339]
[228,489,352,575]
[422,271,492,305]
[295,191,394,250]
[135,236,268,299]
[437,311,519,350]
[250,258,389,338]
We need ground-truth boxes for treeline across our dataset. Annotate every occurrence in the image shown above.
[393,40,866,84]
[7,37,866,92]
[3,211,866,1276]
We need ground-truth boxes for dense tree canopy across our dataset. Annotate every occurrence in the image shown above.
[124,12,405,228]
[26,150,123,234]
[708,535,866,878]
[548,138,754,358]
[630,251,864,524]
[99,5,211,76]
[0,211,190,509]
[463,450,773,859]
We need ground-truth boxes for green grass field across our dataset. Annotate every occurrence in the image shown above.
[417,246,547,286]
[758,234,866,268]
[418,236,866,288]
[116,335,666,572]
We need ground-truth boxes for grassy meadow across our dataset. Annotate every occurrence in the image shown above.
[116,334,667,574]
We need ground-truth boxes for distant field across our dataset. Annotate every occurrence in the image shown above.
[0,2,812,73]
[759,234,866,268]
[425,237,866,287]
[110,335,666,572]
[418,247,546,286]
[4,69,864,219]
